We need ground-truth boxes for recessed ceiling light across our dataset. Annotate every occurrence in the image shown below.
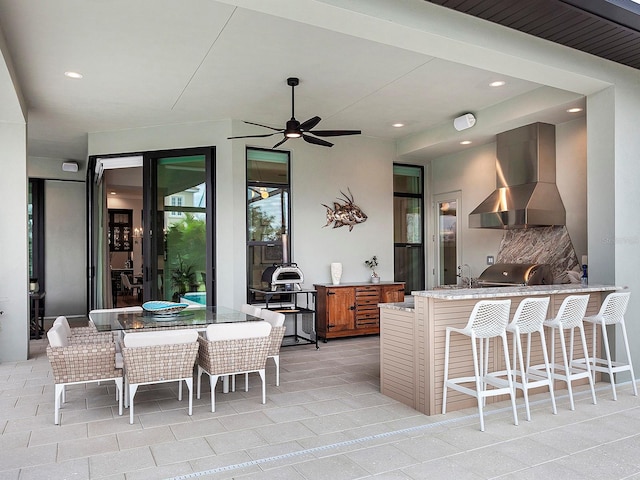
[460,140,472,145]
[64,71,83,79]
[489,81,506,87]
[392,123,405,128]
[567,107,583,113]
[110,191,117,195]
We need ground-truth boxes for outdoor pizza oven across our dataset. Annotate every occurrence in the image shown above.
[477,263,553,287]
[261,263,305,291]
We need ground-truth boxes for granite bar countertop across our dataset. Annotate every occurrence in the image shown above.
[379,284,624,310]
[411,283,622,300]
[379,296,415,311]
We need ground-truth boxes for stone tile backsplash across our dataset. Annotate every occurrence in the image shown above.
[496,226,580,282]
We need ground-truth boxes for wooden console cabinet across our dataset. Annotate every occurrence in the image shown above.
[314,282,405,341]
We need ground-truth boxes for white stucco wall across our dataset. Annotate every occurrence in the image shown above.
[0,123,28,362]
[89,123,396,308]
[44,180,87,317]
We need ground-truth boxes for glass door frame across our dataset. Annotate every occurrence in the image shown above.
[143,147,216,306]
[392,163,425,293]
[433,191,461,287]
[87,146,215,310]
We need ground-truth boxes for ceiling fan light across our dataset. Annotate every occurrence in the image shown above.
[285,119,301,138]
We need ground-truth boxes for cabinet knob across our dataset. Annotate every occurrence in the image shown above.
[349,305,356,310]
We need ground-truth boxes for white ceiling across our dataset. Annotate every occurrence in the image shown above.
[0,0,586,162]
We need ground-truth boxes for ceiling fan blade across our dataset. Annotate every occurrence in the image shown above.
[272,137,289,149]
[243,120,283,131]
[308,129,361,137]
[303,134,333,147]
[299,116,322,131]
[228,132,280,139]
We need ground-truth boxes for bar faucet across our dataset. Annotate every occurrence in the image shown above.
[457,264,472,287]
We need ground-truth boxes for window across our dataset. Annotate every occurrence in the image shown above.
[169,195,185,217]
[246,148,291,302]
[393,164,425,293]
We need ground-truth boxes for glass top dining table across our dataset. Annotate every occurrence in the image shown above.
[88,306,260,332]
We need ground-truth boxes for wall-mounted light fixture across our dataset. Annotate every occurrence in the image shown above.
[454,113,476,131]
[62,161,79,172]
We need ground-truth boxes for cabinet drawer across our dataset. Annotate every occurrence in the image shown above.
[356,302,380,315]
[357,298,380,306]
[356,316,379,328]
[356,286,380,295]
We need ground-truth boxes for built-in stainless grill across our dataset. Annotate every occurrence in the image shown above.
[261,263,305,291]
[477,263,553,287]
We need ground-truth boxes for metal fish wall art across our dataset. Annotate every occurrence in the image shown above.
[322,188,368,232]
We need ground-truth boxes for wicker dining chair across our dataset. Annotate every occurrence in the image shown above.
[234,307,286,390]
[260,309,287,386]
[122,329,199,424]
[46,324,123,425]
[240,304,262,317]
[196,321,272,412]
[54,315,98,335]
[231,304,265,391]
[53,315,115,344]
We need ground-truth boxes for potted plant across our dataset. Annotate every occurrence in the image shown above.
[170,256,196,301]
[364,255,380,283]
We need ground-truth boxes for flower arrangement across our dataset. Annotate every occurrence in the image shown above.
[364,255,379,278]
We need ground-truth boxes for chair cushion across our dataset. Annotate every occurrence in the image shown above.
[260,309,286,327]
[205,321,271,341]
[123,329,198,347]
[47,324,69,347]
[53,316,72,337]
[240,304,262,317]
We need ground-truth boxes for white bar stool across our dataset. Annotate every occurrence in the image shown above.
[576,291,637,400]
[539,294,596,410]
[505,297,557,421]
[442,299,518,431]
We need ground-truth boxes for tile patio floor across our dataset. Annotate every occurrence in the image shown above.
[2,334,640,479]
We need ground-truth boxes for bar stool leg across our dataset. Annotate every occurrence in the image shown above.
[500,331,519,427]
[579,323,597,405]
[620,320,638,396]
[538,327,557,415]
[471,335,486,432]
[557,325,576,411]
[442,329,451,415]
[598,319,617,400]
[516,331,531,421]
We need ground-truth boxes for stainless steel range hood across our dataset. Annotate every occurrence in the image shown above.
[469,122,566,229]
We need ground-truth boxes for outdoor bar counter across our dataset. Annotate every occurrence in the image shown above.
[379,284,622,415]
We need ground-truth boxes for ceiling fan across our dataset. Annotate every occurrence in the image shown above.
[228,77,361,148]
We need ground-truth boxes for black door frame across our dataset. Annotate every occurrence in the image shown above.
[86,146,216,309]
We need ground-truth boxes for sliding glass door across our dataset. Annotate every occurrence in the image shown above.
[145,151,214,305]
[88,147,215,309]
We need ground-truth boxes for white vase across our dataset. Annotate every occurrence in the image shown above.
[330,262,343,285]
